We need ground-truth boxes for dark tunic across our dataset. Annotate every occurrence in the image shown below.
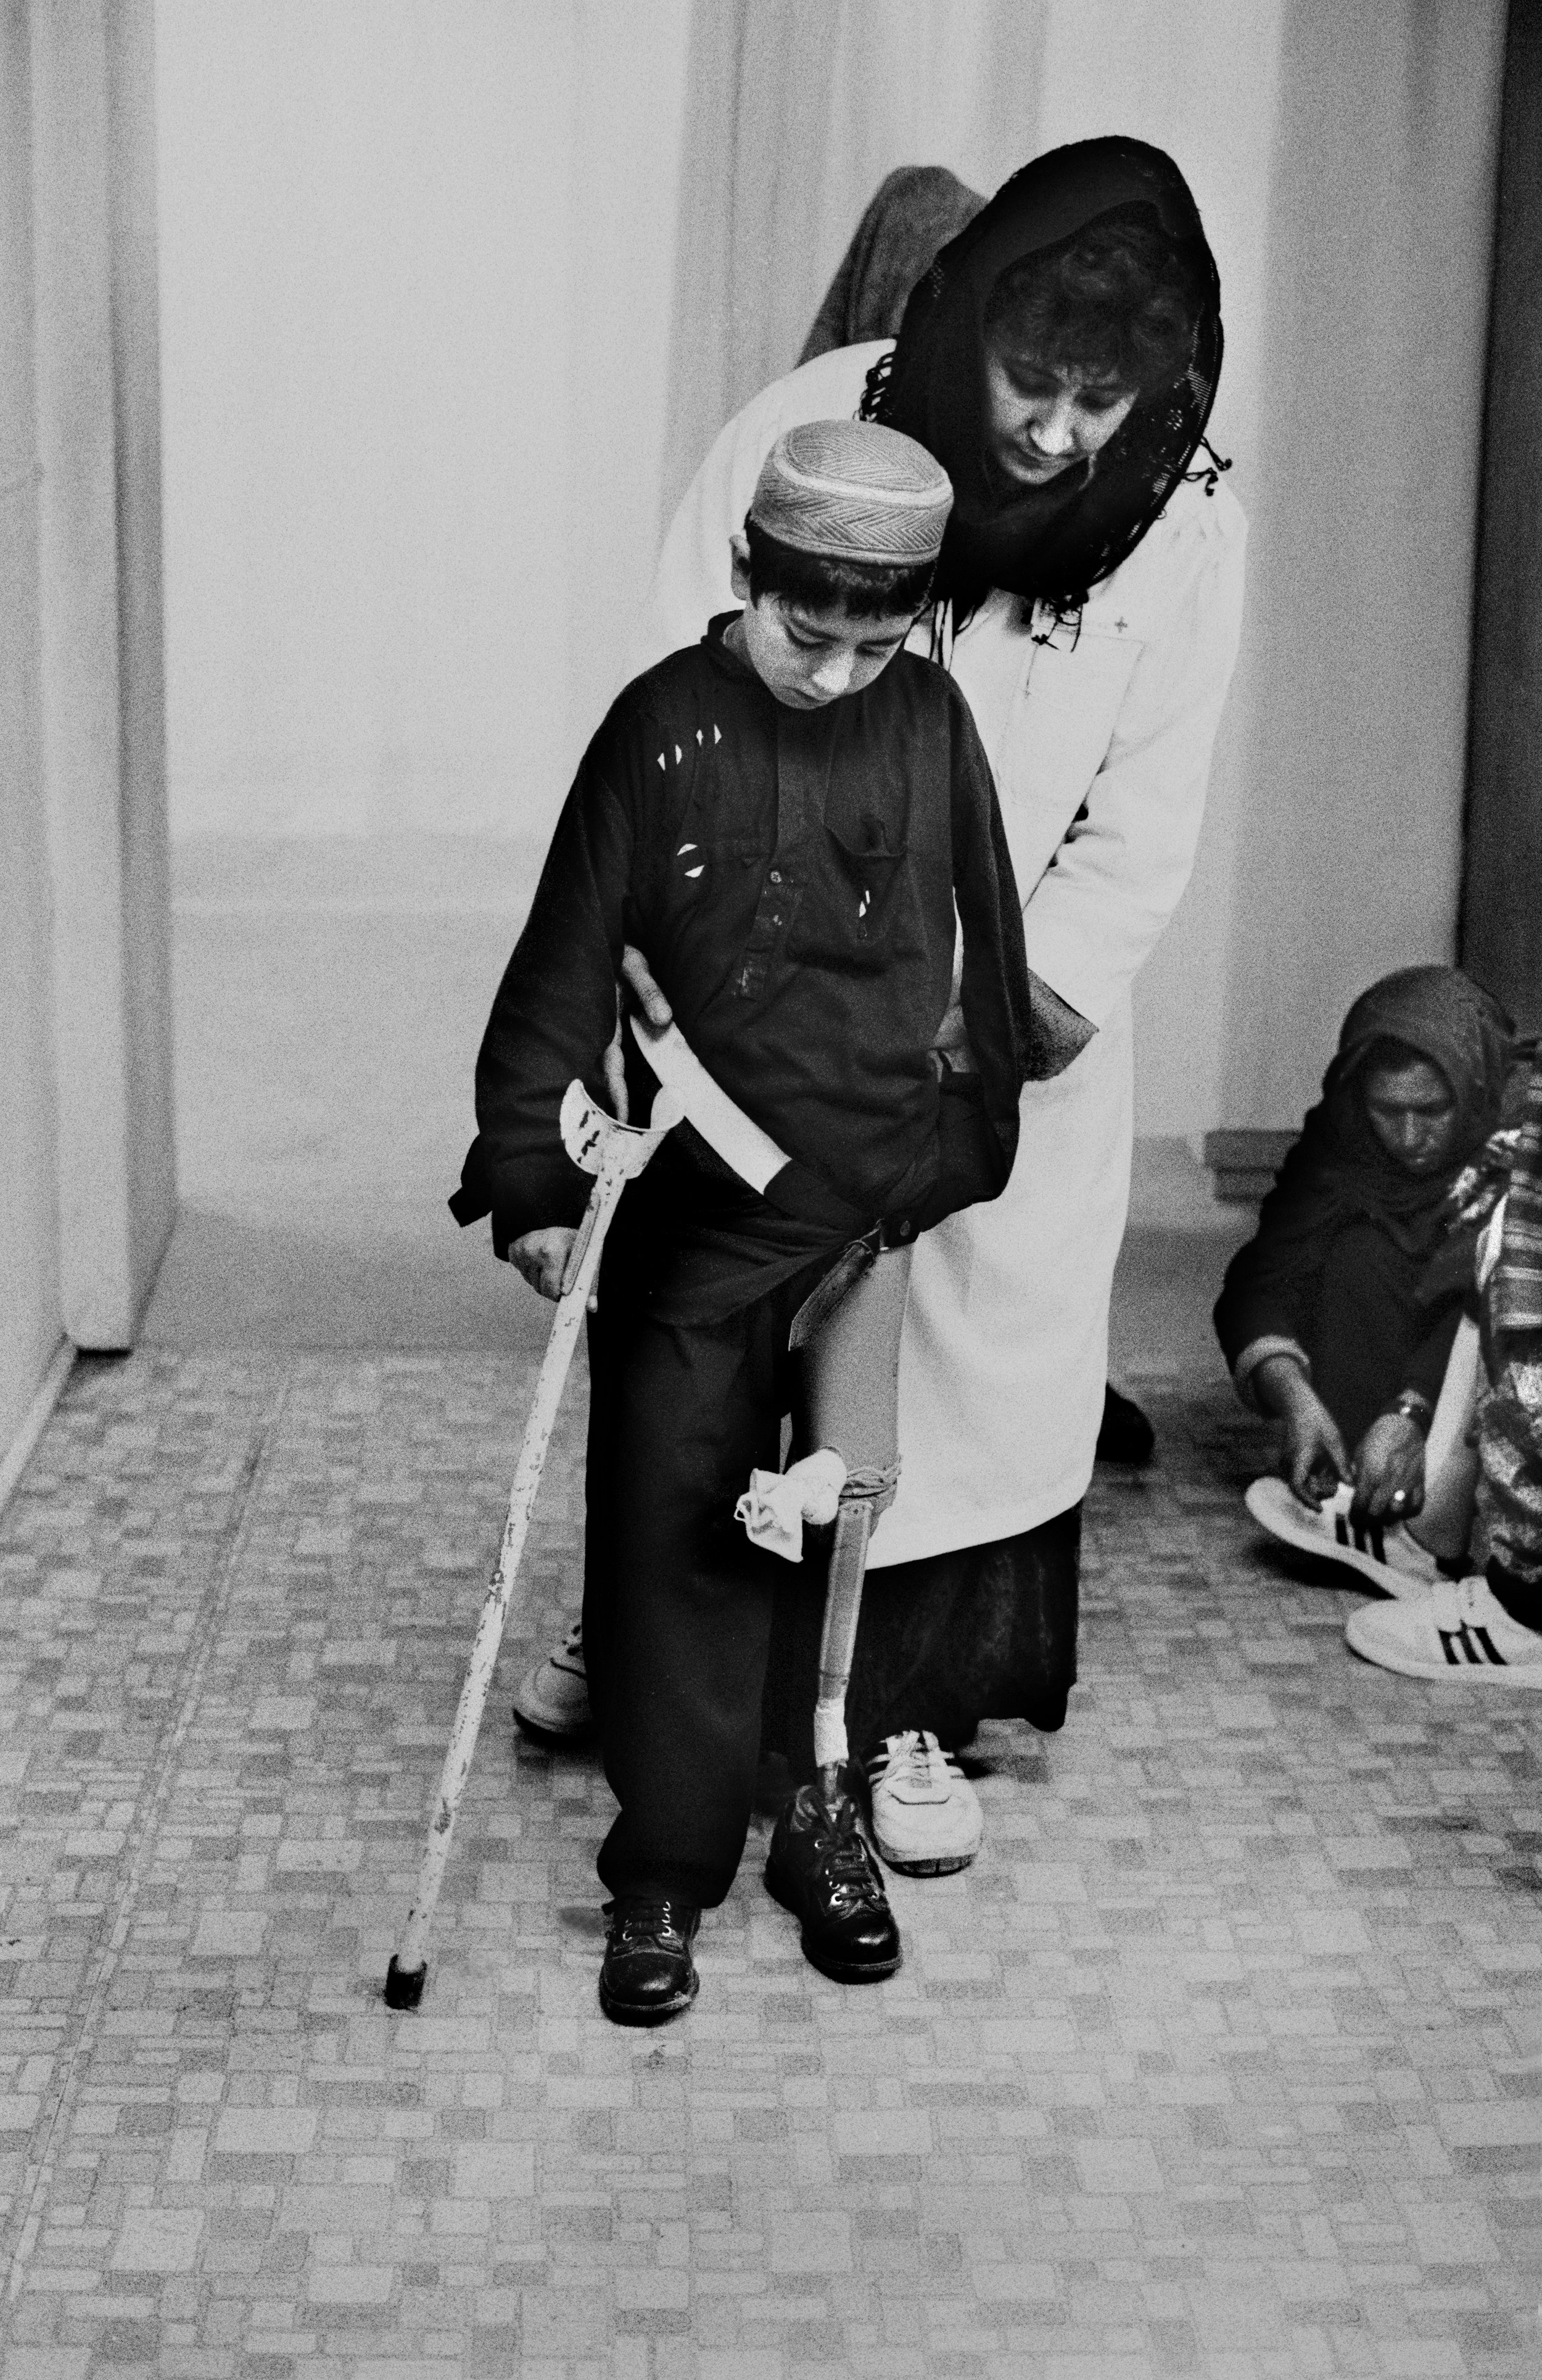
[453,615,1034,1315]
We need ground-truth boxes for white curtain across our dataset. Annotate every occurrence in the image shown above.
[661,0,1047,520]
[157,0,692,842]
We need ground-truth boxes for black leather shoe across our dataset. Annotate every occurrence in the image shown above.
[598,1898,701,2025]
[765,1784,902,1983]
[1097,1382,1156,1466]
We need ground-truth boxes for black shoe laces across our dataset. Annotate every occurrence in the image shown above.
[811,1811,885,1911]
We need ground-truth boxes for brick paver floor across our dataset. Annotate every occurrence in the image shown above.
[2,1348,1540,2377]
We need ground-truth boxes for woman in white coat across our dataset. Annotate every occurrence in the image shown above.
[524,138,1247,1874]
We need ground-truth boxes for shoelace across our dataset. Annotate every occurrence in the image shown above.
[810,1812,884,1909]
[606,1900,689,1948]
[1425,1577,1511,1667]
[553,1618,584,1667]
[870,1730,958,1793]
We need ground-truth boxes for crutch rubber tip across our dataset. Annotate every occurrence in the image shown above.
[384,1955,427,2010]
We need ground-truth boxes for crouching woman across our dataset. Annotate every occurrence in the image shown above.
[1217,966,1517,1572]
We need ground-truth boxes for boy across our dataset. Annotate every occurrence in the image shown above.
[453,419,1035,2022]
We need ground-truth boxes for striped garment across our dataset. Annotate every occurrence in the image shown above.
[1476,1059,1542,1584]
[1487,1060,1542,1341]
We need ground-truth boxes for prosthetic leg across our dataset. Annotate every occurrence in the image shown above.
[801,1246,911,1800]
[735,1241,912,1783]
[741,1241,912,1982]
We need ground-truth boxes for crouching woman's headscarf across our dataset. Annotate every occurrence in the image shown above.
[1214,962,1515,1364]
[1251,966,1517,1278]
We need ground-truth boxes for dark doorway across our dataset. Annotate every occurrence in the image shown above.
[1462,0,1542,1031]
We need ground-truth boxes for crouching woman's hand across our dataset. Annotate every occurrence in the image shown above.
[1251,1354,1352,1510]
[1350,1410,1426,1523]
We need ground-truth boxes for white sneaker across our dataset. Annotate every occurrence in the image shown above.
[511,1617,592,1737]
[1245,1476,1441,1600]
[867,1731,983,1875]
[1346,1574,1542,1685]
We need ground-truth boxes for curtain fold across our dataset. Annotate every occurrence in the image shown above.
[661,0,1048,521]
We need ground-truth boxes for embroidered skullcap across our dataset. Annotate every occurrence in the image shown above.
[749,418,952,565]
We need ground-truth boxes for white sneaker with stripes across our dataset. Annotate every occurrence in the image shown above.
[1245,1477,1441,1600]
[512,1616,592,1738]
[1346,1574,1542,1684]
[867,1731,983,1875]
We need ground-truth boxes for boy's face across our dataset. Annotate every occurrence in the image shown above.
[728,534,918,709]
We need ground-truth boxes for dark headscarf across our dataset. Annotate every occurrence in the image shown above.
[861,138,1223,625]
[1269,966,1515,1265]
[799,167,986,364]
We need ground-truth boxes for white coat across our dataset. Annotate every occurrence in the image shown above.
[631,342,1248,1564]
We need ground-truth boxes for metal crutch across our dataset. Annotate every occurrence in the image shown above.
[385,1078,681,2010]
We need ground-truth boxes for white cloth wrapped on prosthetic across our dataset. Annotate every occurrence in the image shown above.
[735,1449,847,1563]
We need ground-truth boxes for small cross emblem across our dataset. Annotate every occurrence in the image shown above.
[1114,617,1128,633]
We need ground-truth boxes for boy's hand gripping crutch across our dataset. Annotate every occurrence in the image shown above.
[385,1077,681,2010]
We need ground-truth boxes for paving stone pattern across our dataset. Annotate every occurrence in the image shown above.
[2,1349,1541,2377]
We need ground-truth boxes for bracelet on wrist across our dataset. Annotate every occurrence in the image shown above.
[1385,1389,1433,1436]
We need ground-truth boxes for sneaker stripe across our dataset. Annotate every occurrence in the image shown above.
[1347,1514,1389,1566]
[1440,1620,1508,1666]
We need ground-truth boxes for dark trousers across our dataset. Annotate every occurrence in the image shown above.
[1309,1221,1462,1450]
[581,1263,827,1910]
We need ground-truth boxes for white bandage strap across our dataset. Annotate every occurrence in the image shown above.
[734,1448,847,1563]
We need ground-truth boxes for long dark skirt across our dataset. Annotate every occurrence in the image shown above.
[761,1505,1081,1776]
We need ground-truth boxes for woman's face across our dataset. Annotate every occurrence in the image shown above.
[1361,1056,1461,1176]
[981,332,1139,492]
